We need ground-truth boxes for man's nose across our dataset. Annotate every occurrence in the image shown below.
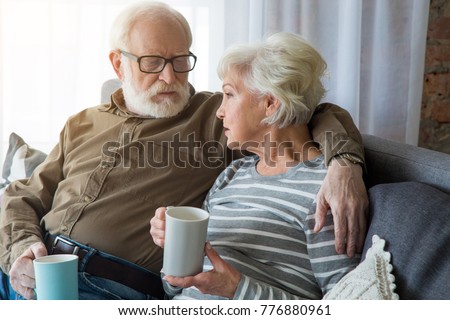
[158,63,176,84]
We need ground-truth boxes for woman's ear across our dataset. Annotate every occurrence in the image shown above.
[265,95,281,117]
[109,50,124,80]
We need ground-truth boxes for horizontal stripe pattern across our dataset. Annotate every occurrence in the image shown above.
[170,155,360,300]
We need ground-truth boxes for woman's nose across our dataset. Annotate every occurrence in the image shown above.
[216,103,225,119]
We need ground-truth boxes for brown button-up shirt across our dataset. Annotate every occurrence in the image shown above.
[0,87,364,274]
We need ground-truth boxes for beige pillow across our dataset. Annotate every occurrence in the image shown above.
[323,235,399,300]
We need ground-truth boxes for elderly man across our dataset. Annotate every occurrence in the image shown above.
[0,1,367,300]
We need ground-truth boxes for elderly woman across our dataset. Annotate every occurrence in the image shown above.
[151,32,360,300]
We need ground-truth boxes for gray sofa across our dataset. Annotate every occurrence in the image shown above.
[363,134,450,193]
[361,134,450,299]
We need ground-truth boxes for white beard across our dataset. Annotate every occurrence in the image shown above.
[121,60,191,118]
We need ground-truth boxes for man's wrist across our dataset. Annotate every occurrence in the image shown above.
[330,153,365,169]
[333,153,364,165]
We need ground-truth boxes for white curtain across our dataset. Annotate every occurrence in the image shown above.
[223,0,430,145]
[0,0,429,164]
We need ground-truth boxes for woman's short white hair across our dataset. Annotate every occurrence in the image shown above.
[217,32,327,128]
[109,1,192,51]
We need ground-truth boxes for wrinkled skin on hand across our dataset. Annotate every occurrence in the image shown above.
[314,159,369,257]
[9,242,48,300]
[163,242,241,299]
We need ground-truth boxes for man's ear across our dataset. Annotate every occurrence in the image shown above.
[109,50,124,80]
[265,95,281,117]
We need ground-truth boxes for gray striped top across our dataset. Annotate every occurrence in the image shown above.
[164,154,360,300]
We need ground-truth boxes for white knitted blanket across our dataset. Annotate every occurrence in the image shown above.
[324,235,399,300]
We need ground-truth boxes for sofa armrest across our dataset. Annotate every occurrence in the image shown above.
[362,134,450,193]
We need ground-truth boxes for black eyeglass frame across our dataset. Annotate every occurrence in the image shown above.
[120,50,197,74]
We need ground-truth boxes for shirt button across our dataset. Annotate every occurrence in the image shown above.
[61,225,68,232]
[84,195,92,202]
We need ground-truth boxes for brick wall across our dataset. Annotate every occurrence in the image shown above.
[419,0,450,154]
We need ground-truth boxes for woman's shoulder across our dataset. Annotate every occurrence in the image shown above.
[210,155,258,190]
[230,154,259,168]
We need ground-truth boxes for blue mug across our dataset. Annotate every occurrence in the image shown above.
[33,254,79,300]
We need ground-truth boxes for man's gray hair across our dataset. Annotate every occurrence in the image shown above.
[109,1,192,51]
[217,32,327,128]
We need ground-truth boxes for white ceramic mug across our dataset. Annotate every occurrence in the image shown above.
[162,206,209,277]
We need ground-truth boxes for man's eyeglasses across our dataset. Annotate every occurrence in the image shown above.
[120,50,197,74]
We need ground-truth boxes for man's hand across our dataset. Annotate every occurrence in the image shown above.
[315,158,369,257]
[9,242,48,300]
[163,242,241,299]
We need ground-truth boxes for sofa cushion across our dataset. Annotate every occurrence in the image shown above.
[363,181,450,299]
[0,132,47,198]
[324,235,398,300]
